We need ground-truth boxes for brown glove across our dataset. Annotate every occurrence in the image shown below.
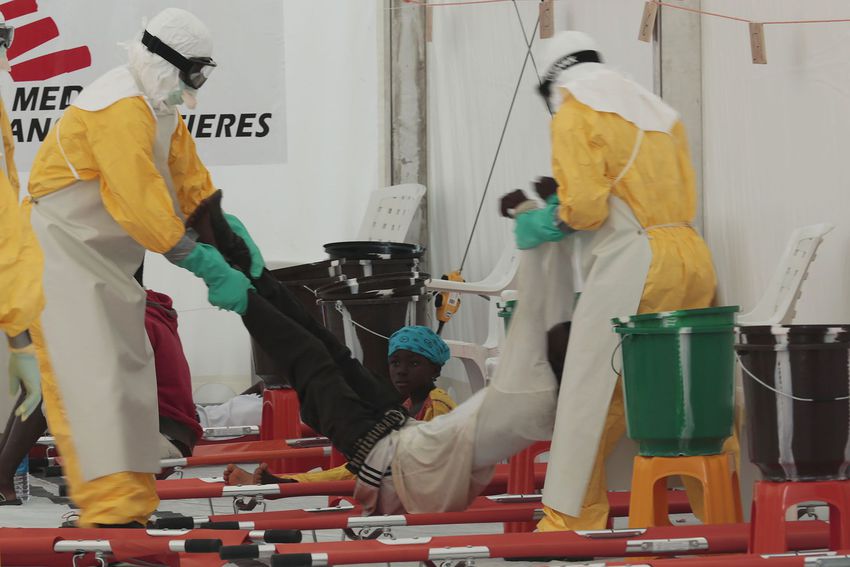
[499,189,532,218]
[533,176,558,202]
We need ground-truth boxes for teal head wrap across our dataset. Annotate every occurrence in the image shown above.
[388,325,451,366]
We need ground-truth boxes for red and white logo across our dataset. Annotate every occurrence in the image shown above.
[4,0,285,168]
[2,0,91,82]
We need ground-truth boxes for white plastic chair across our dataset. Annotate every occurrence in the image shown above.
[738,223,834,325]
[426,244,520,295]
[357,183,426,242]
[426,245,520,391]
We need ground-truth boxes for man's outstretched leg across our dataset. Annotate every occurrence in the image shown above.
[187,191,402,413]
[241,291,405,467]
[251,270,403,411]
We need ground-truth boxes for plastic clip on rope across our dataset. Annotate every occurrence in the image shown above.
[434,270,465,335]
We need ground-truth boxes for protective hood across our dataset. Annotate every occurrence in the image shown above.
[540,31,678,133]
[127,7,213,113]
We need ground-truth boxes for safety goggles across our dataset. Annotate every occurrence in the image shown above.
[142,30,216,90]
[537,49,602,113]
[0,25,15,50]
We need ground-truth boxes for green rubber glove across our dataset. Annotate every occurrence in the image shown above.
[177,242,252,315]
[224,214,265,279]
[8,345,41,421]
[514,196,570,250]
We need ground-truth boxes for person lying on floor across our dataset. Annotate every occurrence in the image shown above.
[223,326,457,485]
[187,191,566,515]
[194,381,266,430]
[144,287,203,461]
[0,280,200,503]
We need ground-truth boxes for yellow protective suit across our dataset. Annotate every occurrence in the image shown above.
[285,388,457,483]
[0,96,58,447]
[29,98,214,252]
[0,99,42,338]
[537,95,736,531]
[28,97,215,528]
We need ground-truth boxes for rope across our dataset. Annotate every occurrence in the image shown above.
[650,1,749,23]
[405,0,526,7]
[511,0,547,96]
[334,302,391,340]
[736,353,850,403]
[650,0,850,26]
[459,5,542,271]
[402,0,850,26]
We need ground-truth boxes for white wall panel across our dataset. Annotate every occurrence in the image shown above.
[702,1,850,321]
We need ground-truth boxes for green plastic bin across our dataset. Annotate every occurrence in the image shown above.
[613,306,738,457]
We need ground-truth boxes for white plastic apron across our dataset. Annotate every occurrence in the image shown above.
[392,242,572,514]
[28,67,182,481]
[542,131,654,516]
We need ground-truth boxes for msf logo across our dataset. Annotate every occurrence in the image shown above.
[3,0,92,82]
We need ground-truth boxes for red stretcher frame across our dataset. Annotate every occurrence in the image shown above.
[162,439,333,469]
[604,551,850,566]
[181,490,692,531]
[255,521,831,566]
[155,463,548,500]
[0,527,248,567]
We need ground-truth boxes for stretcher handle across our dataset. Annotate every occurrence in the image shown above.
[272,554,314,567]
[219,544,271,560]
[184,539,224,553]
[201,521,241,530]
[260,530,303,544]
[154,516,196,530]
[220,544,258,560]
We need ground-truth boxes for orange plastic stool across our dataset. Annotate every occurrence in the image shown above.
[628,453,742,528]
[261,387,325,472]
[260,386,303,441]
[505,441,550,533]
[750,480,850,553]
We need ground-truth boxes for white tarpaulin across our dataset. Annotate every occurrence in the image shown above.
[0,0,285,168]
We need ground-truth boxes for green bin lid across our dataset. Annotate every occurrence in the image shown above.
[611,305,740,327]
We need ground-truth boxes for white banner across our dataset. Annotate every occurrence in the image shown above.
[0,0,286,169]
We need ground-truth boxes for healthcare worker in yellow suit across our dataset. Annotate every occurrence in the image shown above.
[0,16,46,433]
[504,31,735,531]
[27,8,263,527]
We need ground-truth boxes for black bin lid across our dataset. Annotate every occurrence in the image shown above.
[324,241,426,260]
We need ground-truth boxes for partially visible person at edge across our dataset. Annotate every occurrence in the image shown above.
[0,15,49,506]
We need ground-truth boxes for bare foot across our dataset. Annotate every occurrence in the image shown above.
[253,462,291,485]
[0,483,19,504]
[223,463,255,486]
